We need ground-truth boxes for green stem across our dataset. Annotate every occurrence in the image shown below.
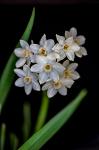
[0,123,6,150]
[34,92,49,132]
[10,133,18,150]
[23,102,31,141]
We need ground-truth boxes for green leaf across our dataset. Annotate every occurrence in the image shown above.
[0,8,35,113]
[18,89,87,150]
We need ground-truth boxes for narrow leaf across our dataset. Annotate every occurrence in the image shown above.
[18,89,87,150]
[0,8,35,113]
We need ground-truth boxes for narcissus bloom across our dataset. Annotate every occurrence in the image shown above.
[14,65,40,95]
[14,40,35,68]
[30,34,55,56]
[65,27,87,57]
[42,78,74,98]
[31,56,65,84]
[63,60,80,80]
[53,36,80,61]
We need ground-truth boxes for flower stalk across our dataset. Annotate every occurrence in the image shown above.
[34,91,49,132]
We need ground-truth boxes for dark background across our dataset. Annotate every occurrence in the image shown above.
[0,2,99,150]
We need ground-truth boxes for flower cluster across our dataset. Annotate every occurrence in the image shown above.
[14,27,87,98]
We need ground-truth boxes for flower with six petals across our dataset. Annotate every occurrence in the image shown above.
[14,65,40,95]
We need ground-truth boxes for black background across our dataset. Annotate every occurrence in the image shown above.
[0,2,99,150]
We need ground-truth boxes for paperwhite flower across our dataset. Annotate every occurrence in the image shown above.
[42,78,74,98]
[30,34,55,56]
[14,65,40,95]
[14,40,35,68]
[65,27,87,57]
[31,56,65,84]
[63,60,80,80]
[53,36,80,61]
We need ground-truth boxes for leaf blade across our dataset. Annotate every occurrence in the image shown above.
[18,89,87,150]
[0,8,35,112]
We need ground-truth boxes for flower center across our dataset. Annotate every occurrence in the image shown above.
[24,76,32,84]
[53,81,62,89]
[44,64,52,72]
[23,49,32,58]
[64,69,72,78]
[39,48,47,56]
[64,44,69,51]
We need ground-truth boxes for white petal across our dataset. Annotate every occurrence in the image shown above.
[65,37,74,46]
[36,55,47,64]
[70,43,80,52]
[14,69,25,77]
[65,31,71,38]
[30,44,40,54]
[47,52,60,61]
[16,58,26,68]
[71,71,80,80]
[52,43,62,52]
[14,48,23,57]
[63,79,74,88]
[44,39,55,52]
[31,64,43,73]
[75,50,82,57]
[20,40,29,48]
[15,78,24,87]
[24,84,32,95]
[39,72,48,84]
[47,88,57,98]
[30,55,36,63]
[32,80,40,91]
[23,65,30,73]
[70,27,77,37]
[42,82,52,91]
[57,51,66,62]
[63,60,69,67]
[76,36,86,45]
[32,73,38,81]
[53,63,65,73]
[39,34,46,46]
[66,51,75,61]
[56,34,65,45]
[59,87,67,95]
[50,70,59,81]
[80,47,87,56]
[68,63,78,71]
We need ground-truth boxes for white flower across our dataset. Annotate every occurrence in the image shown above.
[31,55,65,84]
[42,78,74,98]
[14,65,40,95]
[63,60,80,80]
[53,36,80,61]
[30,34,55,56]
[14,40,35,68]
[65,27,87,57]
